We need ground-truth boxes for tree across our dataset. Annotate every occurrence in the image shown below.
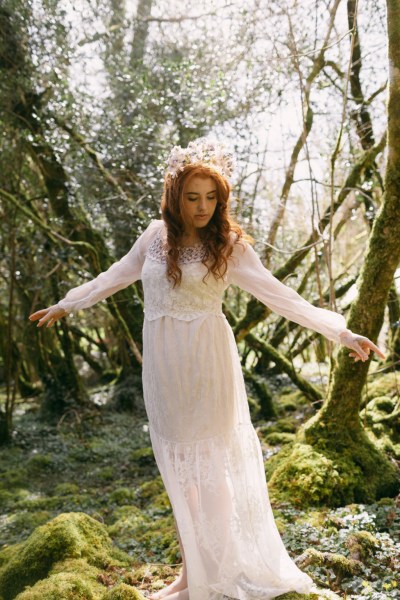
[267,0,400,506]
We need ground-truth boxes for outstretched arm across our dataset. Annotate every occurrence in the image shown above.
[29,219,162,328]
[228,240,385,363]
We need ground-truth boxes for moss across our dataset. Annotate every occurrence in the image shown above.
[0,487,30,509]
[267,442,362,507]
[0,545,23,571]
[126,448,157,478]
[363,372,399,401]
[109,488,136,506]
[267,413,400,507]
[14,559,104,600]
[7,510,52,536]
[276,590,341,599]
[15,494,84,512]
[278,388,308,408]
[54,483,80,496]
[247,393,264,420]
[121,562,179,598]
[306,547,363,578]
[360,396,397,426]
[275,592,341,600]
[0,512,131,600]
[264,417,298,434]
[345,530,380,561]
[101,582,144,599]
[370,396,396,413]
[14,571,98,599]
[0,468,29,489]
[133,477,171,511]
[360,396,400,459]
[263,432,295,446]
[26,454,55,474]
[130,447,155,465]
[98,466,116,481]
[376,496,396,506]
[108,507,179,564]
[108,506,145,536]
[279,399,299,412]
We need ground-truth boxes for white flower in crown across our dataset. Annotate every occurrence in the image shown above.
[165,137,236,179]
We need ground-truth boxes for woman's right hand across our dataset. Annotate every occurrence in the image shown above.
[29,304,68,328]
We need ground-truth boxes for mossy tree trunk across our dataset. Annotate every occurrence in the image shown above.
[385,282,400,370]
[268,0,400,506]
[306,0,400,432]
[0,7,147,412]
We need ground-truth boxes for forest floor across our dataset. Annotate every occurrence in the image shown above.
[0,371,399,600]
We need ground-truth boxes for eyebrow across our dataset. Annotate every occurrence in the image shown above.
[185,190,217,195]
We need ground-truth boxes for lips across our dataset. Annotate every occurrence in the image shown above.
[195,214,208,217]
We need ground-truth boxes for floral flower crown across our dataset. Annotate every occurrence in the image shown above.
[164,137,236,179]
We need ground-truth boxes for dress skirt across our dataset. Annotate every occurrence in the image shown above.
[142,314,315,600]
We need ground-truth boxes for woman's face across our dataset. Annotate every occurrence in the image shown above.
[180,175,218,235]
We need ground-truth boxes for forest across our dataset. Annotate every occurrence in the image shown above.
[0,0,399,598]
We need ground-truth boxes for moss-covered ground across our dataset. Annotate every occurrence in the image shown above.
[0,373,399,599]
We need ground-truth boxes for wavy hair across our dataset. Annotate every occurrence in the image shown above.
[160,163,252,287]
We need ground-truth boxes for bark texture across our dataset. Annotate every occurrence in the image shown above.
[269,0,400,505]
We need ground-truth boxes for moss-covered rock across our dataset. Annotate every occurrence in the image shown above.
[267,412,400,507]
[359,396,400,459]
[345,530,380,561]
[363,372,399,402]
[101,582,144,599]
[14,558,104,600]
[0,512,132,600]
[266,443,343,506]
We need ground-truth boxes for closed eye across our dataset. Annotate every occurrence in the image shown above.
[187,196,217,201]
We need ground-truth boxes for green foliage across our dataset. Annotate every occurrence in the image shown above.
[0,392,397,598]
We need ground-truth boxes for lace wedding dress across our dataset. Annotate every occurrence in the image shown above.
[58,219,352,600]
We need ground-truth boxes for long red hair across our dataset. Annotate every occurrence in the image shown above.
[160,163,252,287]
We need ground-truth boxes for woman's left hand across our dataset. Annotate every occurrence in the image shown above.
[339,330,386,362]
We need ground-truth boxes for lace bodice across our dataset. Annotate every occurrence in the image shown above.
[142,229,228,321]
[57,218,352,343]
[146,230,208,264]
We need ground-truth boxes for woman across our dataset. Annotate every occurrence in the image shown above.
[29,138,384,600]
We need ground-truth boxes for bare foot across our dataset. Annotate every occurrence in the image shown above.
[154,588,189,600]
[149,575,188,600]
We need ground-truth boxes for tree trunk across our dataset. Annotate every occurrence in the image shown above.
[267,1,400,506]
[0,7,146,411]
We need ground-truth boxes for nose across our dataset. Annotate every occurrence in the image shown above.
[198,197,207,211]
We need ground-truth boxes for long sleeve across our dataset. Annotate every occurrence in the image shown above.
[57,219,163,314]
[228,240,352,344]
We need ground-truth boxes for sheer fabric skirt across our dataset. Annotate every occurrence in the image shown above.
[142,314,315,600]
